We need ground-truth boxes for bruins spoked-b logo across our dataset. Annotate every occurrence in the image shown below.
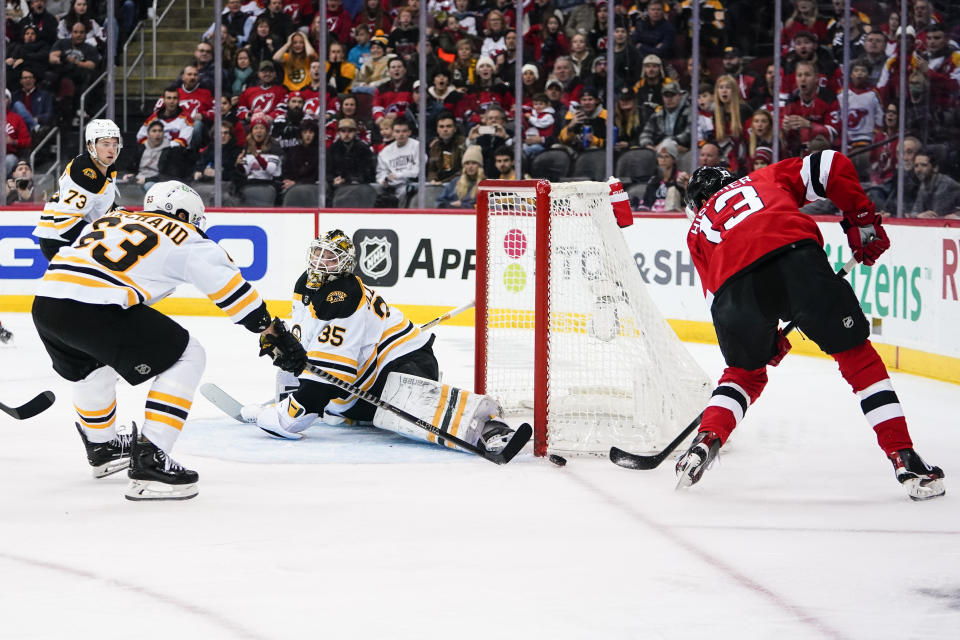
[353,229,399,287]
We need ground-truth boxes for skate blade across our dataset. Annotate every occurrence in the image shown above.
[125,479,198,501]
[92,458,130,479]
[906,477,946,501]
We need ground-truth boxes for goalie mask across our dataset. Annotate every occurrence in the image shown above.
[143,181,206,230]
[306,229,356,289]
[685,165,736,212]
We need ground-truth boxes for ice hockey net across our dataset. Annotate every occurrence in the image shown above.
[475,179,712,457]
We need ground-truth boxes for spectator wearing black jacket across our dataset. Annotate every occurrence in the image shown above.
[281,119,320,191]
[6,26,52,78]
[19,0,59,46]
[328,118,376,187]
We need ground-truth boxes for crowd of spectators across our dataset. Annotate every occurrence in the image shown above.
[6,0,960,216]
[4,0,148,191]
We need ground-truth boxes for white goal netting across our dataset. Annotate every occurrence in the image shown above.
[477,180,712,456]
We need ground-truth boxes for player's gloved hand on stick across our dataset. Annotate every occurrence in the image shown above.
[841,210,890,266]
[259,317,307,375]
[768,329,791,367]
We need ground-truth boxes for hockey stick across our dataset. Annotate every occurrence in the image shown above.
[302,362,531,465]
[0,391,56,420]
[199,383,253,423]
[610,256,859,471]
[419,300,475,331]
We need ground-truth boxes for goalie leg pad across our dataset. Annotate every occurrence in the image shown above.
[255,395,317,439]
[373,372,502,451]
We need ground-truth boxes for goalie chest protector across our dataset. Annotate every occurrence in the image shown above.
[291,273,432,415]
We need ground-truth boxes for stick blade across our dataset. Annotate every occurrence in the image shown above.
[199,383,247,423]
[609,446,668,471]
[0,390,56,420]
[486,422,532,465]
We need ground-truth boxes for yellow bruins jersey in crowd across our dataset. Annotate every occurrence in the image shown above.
[36,209,265,325]
[33,153,119,245]
[290,272,432,416]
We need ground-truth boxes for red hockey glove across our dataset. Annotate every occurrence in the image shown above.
[841,211,890,266]
[768,329,791,367]
[608,176,633,228]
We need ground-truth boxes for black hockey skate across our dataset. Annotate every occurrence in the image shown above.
[675,431,721,489]
[126,425,199,501]
[478,420,516,455]
[75,422,132,478]
[888,448,945,501]
[0,324,12,344]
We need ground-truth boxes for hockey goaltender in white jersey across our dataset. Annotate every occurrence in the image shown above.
[32,181,306,501]
[242,229,529,458]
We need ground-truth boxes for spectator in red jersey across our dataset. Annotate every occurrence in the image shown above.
[3,91,32,177]
[549,56,585,109]
[922,23,960,119]
[137,88,194,149]
[524,13,569,72]
[318,0,353,47]
[219,94,247,146]
[354,0,392,37]
[300,60,342,122]
[237,60,289,120]
[876,26,922,105]
[523,92,557,157]
[282,0,314,31]
[171,65,216,150]
[464,57,514,125]
[720,46,761,103]
[372,57,415,123]
[781,60,840,158]
[780,0,829,55]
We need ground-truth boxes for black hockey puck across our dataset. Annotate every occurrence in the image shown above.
[548,454,567,467]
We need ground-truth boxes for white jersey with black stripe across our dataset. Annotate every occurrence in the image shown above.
[36,209,265,325]
[290,273,431,416]
[33,153,119,244]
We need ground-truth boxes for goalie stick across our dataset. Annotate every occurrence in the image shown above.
[199,383,252,423]
[419,300,475,331]
[0,391,56,420]
[302,363,531,465]
[610,257,859,471]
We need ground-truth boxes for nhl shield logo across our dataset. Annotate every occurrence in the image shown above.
[135,364,152,375]
[842,316,854,329]
[352,229,399,286]
[359,236,393,280]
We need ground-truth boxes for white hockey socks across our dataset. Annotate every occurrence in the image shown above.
[73,366,119,444]
[373,372,502,451]
[140,336,205,454]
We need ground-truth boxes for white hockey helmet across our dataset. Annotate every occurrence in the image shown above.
[306,229,355,289]
[84,118,122,161]
[143,181,206,229]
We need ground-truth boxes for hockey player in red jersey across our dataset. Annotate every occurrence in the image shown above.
[677,151,945,501]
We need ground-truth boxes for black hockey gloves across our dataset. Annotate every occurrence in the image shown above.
[259,318,308,375]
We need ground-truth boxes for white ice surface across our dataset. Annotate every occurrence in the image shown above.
[0,312,958,639]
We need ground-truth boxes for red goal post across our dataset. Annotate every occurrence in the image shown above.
[475,179,712,458]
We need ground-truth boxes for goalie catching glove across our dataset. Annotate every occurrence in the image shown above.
[259,317,307,375]
[841,209,889,266]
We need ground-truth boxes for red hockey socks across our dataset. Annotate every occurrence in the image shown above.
[701,367,768,444]
[832,341,912,454]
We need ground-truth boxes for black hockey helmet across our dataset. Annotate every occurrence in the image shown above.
[685,165,736,211]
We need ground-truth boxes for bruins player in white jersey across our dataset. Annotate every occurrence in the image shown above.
[242,230,525,457]
[31,181,306,501]
[34,119,124,260]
